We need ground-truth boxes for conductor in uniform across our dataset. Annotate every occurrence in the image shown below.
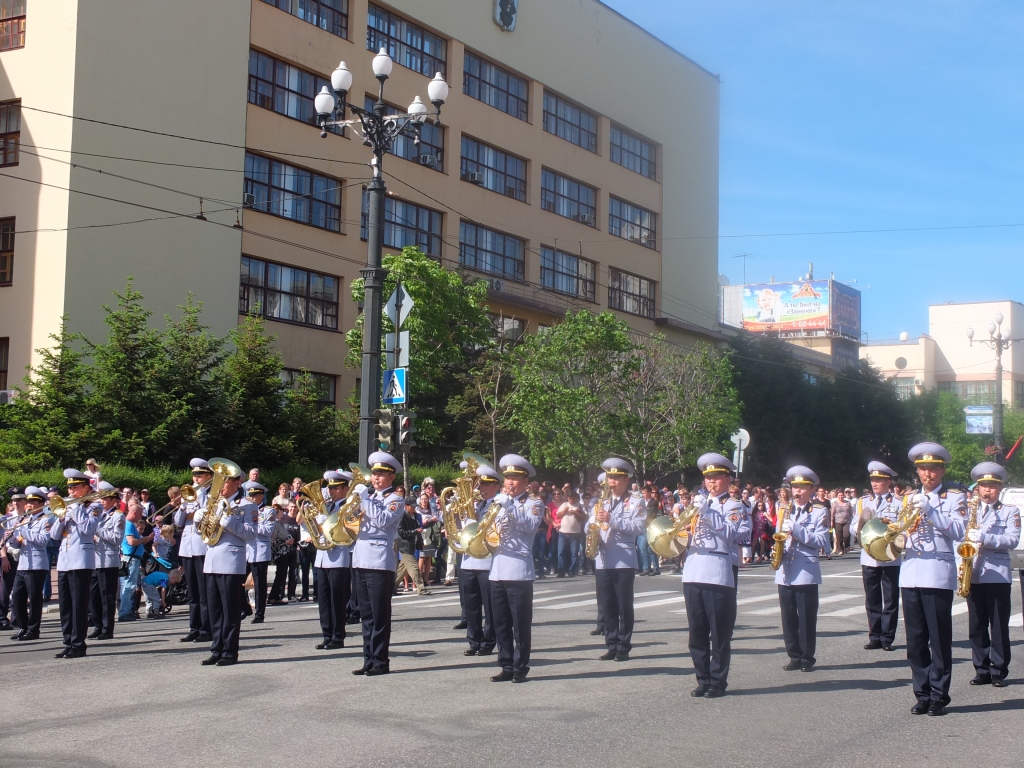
[9,486,53,642]
[775,466,830,672]
[175,458,213,643]
[964,462,1020,687]
[461,465,501,657]
[489,454,543,683]
[590,458,646,662]
[901,442,966,716]
[851,462,902,651]
[89,482,124,640]
[684,453,750,697]
[51,468,101,658]
[351,452,404,677]
[197,463,256,667]
[315,470,354,650]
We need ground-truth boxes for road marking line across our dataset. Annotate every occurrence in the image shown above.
[823,570,863,578]
[398,589,555,608]
[634,596,688,608]
[820,606,863,617]
[736,594,779,606]
[818,593,860,605]
[537,590,673,611]
[1011,612,1022,628]
[952,602,969,616]
[745,606,780,615]
[539,599,596,609]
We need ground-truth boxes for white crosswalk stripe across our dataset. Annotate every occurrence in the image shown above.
[819,606,863,618]
[951,602,969,616]
[744,592,859,615]
[538,590,672,610]
[1011,612,1023,628]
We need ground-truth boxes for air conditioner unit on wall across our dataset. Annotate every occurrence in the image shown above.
[418,155,438,168]
[0,390,15,405]
[465,172,485,184]
[487,278,504,292]
[576,213,595,225]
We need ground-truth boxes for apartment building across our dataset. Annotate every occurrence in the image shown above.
[0,0,722,405]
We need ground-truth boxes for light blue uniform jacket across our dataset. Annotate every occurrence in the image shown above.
[51,501,102,571]
[774,503,831,586]
[899,485,967,591]
[489,493,543,582]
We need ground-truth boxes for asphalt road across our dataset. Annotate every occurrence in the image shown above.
[3,554,1022,768]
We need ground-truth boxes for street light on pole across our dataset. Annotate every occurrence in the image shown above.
[314,51,448,464]
[966,311,1020,464]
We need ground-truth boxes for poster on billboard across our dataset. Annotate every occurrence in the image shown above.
[964,405,994,435]
[831,281,862,339]
[741,281,830,333]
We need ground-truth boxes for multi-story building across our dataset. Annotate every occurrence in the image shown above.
[0,0,722,405]
[861,300,1024,406]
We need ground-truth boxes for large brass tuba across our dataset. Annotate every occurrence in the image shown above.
[323,463,372,547]
[770,502,794,570]
[195,458,243,546]
[296,480,335,551]
[859,492,922,563]
[462,498,503,559]
[584,481,612,559]
[647,502,701,559]
[440,452,491,556]
[956,495,981,598]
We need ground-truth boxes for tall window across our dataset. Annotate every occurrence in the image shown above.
[361,190,443,257]
[0,100,19,167]
[249,50,342,135]
[540,246,595,302]
[460,137,526,202]
[366,5,446,77]
[260,0,348,39]
[608,196,657,249]
[893,378,916,401]
[0,337,8,390]
[608,268,655,318]
[0,0,25,51]
[363,97,443,169]
[1016,379,1024,409]
[541,169,596,226]
[543,92,597,152]
[280,368,337,406]
[610,125,656,180]
[937,380,996,406]
[240,256,340,330]
[0,218,12,285]
[459,222,524,280]
[489,313,526,342]
[463,52,528,121]
[244,152,342,232]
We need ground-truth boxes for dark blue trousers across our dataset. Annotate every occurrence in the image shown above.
[491,580,533,675]
[461,568,495,652]
[902,587,954,704]
[354,568,394,670]
[684,581,735,689]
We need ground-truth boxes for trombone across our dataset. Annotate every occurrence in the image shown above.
[180,475,213,503]
[49,489,110,519]
[1,510,48,531]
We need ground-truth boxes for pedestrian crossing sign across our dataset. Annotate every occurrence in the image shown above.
[382,368,407,405]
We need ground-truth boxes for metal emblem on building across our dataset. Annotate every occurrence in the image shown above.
[493,0,517,31]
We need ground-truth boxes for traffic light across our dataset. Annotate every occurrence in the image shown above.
[373,408,395,451]
[397,411,417,449]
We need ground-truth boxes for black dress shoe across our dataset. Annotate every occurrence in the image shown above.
[614,651,630,662]
[315,642,329,650]
[704,687,725,698]
[863,640,882,650]
[927,702,946,717]
[180,631,199,643]
[691,685,709,697]
[453,621,468,630]
[992,677,1007,688]
[17,632,39,641]
[910,701,929,715]
[200,655,220,666]
[511,673,528,683]
[801,663,815,672]
[599,650,617,661]
[10,631,25,641]
[195,633,213,643]
[364,666,389,676]
[251,616,264,624]
[590,628,604,636]
[491,671,514,682]
[477,649,494,656]
[63,647,86,659]
[324,640,345,650]
[969,674,992,686]
[881,644,894,652]
[783,660,802,671]
[87,630,102,640]
[216,657,237,667]
[464,649,479,656]
[352,665,371,675]
[54,648,70,658]
[95,633,113,641]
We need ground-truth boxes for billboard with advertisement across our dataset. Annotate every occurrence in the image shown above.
[739,279,861,338]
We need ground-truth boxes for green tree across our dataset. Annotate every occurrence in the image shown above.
[346,246,491,450]
[282,371,357,466]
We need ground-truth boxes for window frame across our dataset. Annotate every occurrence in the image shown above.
[936,380,997,406]
[0,0,25,52]
[366,4,447,78]
[608,196,657,249]
[459,221,525,281]
[0,336,8,390]
[488,313,526,343]
[248,50,343,136]
[460,135,526,202]
[608,267,656,319]
[260,0,349,40]
[542,91,598,153]
[0,217,12,285]
[239,255,341,331]
[362,96,444,170]
[360,188,443,258]
[540,168,597,227]
[462,51,528,121]
[280,368,338,407]
[539,245,596,303]
[0,100,20,167]
[244,152,343,233]
[610,125,657,180]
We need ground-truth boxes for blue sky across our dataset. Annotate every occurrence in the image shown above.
[602,0,1024,341]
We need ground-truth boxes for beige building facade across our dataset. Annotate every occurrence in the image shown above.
[0,0,722,404]
[860,301,1024,406]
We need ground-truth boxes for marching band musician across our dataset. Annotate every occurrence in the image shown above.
[89,482,124,641]
[174,458,213,643]
[590,472,606,639]
[197,463,256,667]
[684,453,750,698]
[852,461,902,651]
[314,470,354,650]
[461,465,501,657]
[242,480,274,624]
[50,468,102,658]
[775,466,830,673]
[964,462,1020,688]
[591,458,646,663]
[488,454,543,683]
[8,486,53,642]
[351,451,404,677]
[902,442,967,716]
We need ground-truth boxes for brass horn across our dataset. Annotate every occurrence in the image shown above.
[647,503,701,559]
[323,463,372,547]
[858,493,922,563]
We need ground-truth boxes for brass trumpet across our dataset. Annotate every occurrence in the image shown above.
[179,475,213,503]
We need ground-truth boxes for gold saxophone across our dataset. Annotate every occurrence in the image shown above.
[770,502,793,570]
[296,480,335,551]
[440,452,490,556]
[956,495,981,598]
[584,480,612,559]
[196,458,243,546]
[323,463,373,547]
